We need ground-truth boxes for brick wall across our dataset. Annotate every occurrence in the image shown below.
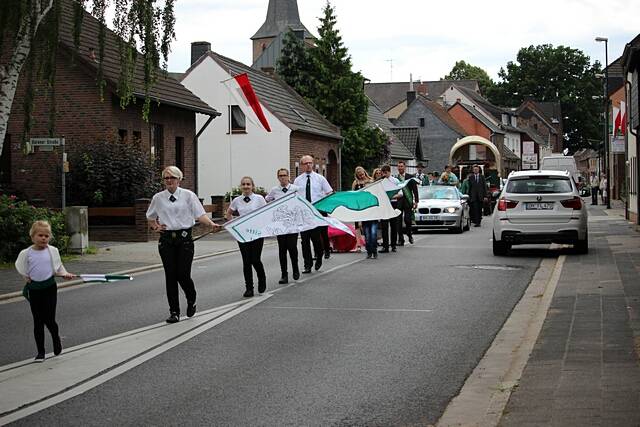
[4,45,196,207]
[448,105,492,140]
[289,131,341,189]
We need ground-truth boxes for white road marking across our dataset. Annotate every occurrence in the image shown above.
[264,306,433,313]
[0,296,271,425]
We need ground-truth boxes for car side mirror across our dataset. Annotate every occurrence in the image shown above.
[461,195,469,202]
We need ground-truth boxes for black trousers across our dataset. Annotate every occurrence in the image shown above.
[238,238,266,289]
[591,186,599,205]
[397,206,413,243]
[380,215,399,249]
[470,201,483,225]
[28,284,59,354]
[277,233,299,277]
[159,232,196,315]
[319,226,330,256]
[301,228,322,269]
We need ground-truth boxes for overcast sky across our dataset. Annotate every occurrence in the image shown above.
[166,0,639,83]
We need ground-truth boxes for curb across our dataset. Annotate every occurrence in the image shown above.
[0,244,256,302]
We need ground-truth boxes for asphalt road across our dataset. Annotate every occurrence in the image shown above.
[1,224,545,425]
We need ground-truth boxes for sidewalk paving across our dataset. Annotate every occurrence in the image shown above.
[0,231,244,297]
[499,200,640,426]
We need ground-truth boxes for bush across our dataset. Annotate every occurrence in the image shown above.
[68,139,162,207]
[0,195,70,263]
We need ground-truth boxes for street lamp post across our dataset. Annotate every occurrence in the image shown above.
[595,36,611,209]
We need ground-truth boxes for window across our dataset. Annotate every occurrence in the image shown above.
[294,162,299,177]
[507,177,572,194]
[118,129,128,142]
[419,118,425,127]
[229,105,246,133]
[133,131,142,144]
[151,124,164,166]
[175,137,184,171]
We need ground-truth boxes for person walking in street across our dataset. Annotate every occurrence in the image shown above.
[352,166,378,259]
[265,168,301,284]
[352,166,372,253]
[380,165,401,253]
[415,163,428,185]
[293,155,333,273]
[395,160,419,245]
[15,220,76,362]
[589,171,600,205]
[227,176,268,297]
[468,164,487,227]
[147,166,220,323]
[599,173,608,206]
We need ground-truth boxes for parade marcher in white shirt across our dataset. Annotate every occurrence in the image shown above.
[589,171,600,205]
[146,166,219,324]
[293,155,333,273]
[265,168,301,284]
[379,164,402,253]
[227,176,268,297]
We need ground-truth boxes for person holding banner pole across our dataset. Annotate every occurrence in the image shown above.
[227,176,268,297]
[265,168,301,284]
[147,166,220,324]
[379,165,401,253]
[293,155,333,273]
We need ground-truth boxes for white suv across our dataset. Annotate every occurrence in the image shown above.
[492,170,588,255]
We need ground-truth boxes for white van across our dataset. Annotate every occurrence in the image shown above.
[540,156,580,183]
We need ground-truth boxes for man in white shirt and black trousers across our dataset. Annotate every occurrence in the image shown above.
[293,155,333,273]
[266,168,301,284]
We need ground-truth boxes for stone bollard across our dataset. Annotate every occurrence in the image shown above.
[64,206,89,254]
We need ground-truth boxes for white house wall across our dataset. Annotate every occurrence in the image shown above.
[181,56,291,199]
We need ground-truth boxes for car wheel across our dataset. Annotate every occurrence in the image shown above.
[574,233,588,254]
[492,232,510,256]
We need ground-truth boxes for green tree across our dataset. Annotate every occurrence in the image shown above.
[487,44,602,152]
[0,0,176,154]
[276,29,312,99]
[443,60,495,95]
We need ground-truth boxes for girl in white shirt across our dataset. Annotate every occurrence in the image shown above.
[15,221,75,362]
[227,176,267,297]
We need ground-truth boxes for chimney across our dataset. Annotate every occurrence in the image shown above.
[407,73,416,105]
[191,41,211,65]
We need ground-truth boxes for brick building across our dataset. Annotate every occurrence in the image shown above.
[516,100,564,154]
[0,0,218,208]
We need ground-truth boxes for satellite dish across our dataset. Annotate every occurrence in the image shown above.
[562,148,569,156]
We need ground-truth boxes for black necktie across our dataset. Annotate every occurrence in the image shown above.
[475,174,479,182]
[243,196,251,203]
[169,195,176,203]
[305,175,311,202]
[282,187,288,193]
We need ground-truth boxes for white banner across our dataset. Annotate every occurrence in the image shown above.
[224,193,353,242]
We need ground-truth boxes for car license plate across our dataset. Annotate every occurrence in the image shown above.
[423,214,439,221]
[525,202,554,210]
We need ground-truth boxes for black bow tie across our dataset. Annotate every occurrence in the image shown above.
[243,196,251,203]
[282,187,288,193]
[169,195,176,203]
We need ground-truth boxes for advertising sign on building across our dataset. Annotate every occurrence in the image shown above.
[522,153,538,170]
[611,136,625,153]
[523,140,535,154]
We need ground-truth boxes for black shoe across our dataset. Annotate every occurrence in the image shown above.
[314,258,322,271]
[53,336,62,356]
[302,268,312,274]
[34,353,45,363]
[187,303,196,318]
[258,281,266,293]
[243,288,254,298]
[324,252,330,259]
[373,252,378,259]
[279,275,288,284]
[397,241,405,246]
[366,253,372,259]
[166,313,180,323]
[391,247,397,252]
[408,236,414,244]
[293,270,300,280]
[379,248,389,253]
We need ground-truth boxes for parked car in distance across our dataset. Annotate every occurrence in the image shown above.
[414,185,470,233]
[540,155,580,183]
[492,170,588,255]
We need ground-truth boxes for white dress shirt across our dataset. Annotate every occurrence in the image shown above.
[265,183,300,202]
[229,193,267,217]
[293,171,333,203]
[146,187,206,230]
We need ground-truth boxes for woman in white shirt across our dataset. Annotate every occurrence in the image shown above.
[227,176,267,297]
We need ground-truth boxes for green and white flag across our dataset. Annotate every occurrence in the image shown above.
[314,179,401,222]
[80,274,133,283]
[224,193,353,243]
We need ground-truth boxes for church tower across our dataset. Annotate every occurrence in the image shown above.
[251,0,314,71]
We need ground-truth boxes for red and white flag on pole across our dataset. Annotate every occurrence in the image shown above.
[223,73,271,132]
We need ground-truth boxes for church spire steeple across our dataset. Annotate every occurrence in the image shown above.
[251,0,310,40]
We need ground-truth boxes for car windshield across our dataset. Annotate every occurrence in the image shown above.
[419,186,460,200]
[506,177,573,194]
